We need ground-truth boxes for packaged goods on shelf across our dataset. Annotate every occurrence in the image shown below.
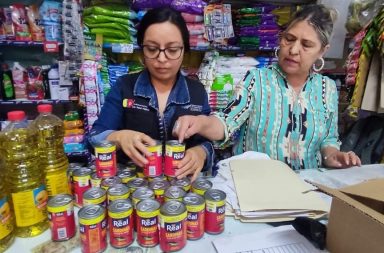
[39,0,63,42]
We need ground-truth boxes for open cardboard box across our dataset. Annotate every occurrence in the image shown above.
[313,179,384,253]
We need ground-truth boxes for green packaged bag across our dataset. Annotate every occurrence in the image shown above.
[83,5,137,20]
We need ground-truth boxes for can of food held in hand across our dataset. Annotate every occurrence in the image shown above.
[204,189,226,234]
[164,186,187,202]
[108,199,134,248]
[171,177,191,192]
[117,169,136,184]
[183,193,205,240]
[149,178,170,204]
[107,184,130,204]
[159,200,187,252]
[191,178,213,196]
[144,141,163,177]
[78,204,107,253]
[95,140,117,178]
[83,187,107,207]
[127,178,148,194]
[101,176,122,191]
[47,194,76,241]
[73,167,92,207]
[136,199,160,247]
[165,141,185,177]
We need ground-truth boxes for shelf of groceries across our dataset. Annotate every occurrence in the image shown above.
[0,99,74,105]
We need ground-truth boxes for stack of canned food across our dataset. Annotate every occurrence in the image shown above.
[48,140,226,253]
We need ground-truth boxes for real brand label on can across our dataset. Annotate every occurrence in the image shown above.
[95,143,117,178]
[164,141,185,177]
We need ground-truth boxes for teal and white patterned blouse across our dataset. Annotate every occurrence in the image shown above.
[214,64,340,170]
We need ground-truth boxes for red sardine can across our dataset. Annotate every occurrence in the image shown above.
[136,199,160,247]
[164,141,185,177]
[72,167,92,207]
[78,204,107,253]
[183,192,205,240]
[108,199,134,248]
[149,178,170,204]
[204,189,226,234]
[144,141,163,177]
[95,140,117,178]
[47,194,76,241]
[159,200,188,252]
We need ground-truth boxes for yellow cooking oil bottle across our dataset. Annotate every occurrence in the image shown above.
[2,111,49,237]
[32,104,69,196]
[0,156,15,252]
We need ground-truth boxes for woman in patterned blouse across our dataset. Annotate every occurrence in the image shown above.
[173,4,361,170]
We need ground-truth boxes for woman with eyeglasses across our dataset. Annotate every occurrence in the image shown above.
[89,7,214,181]
[173,4,361,170]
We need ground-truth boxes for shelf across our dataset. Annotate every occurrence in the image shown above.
[0,99,76,105]
[102,43,275,53]
[0,40,63,47]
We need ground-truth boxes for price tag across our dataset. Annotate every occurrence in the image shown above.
[43,41,59,53]
[111,43,134,53]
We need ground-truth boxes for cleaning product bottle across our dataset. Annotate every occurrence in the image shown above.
[2,111,49,237]
[32,104,69,196]
[0,156,15,252]
[1,64,15,100]
[48,64,59,100]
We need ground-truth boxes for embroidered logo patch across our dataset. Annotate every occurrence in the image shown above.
[123,99,135,108]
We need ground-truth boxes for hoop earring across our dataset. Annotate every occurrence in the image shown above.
[274,46,280,58]
[313,57,324,72]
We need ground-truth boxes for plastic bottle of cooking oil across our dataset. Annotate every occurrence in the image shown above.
[32,104,69,196]
[2,111,49,237]
[0,155,15,252]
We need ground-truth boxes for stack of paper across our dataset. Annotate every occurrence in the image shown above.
[229,159,329,222]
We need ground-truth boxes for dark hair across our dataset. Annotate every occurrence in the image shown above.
[137,7,190,52]
[285,4,337,47]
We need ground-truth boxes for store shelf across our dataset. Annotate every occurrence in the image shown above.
[66,150,90,157]
[0,40,63,47]
[0,99,75,105]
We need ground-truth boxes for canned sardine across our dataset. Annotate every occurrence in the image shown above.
[164,186,186,202]
[107,184,130,204]
[171,177,191,192]
[101,176,122,191]
[132,187,155,208]
[47,194,76,241]
[136,199,160,247]
[108,199,134,248]
[127,178,148,194]
[159,200,187,252]
[78,204,107,253]
[95,140,117,178]
[90,172,102,188]
[117,169,136,184]
[72,167,92,207]
[83,187,107,207]
[144,141,163,177]
[204,189,226,234]
[191,178,213,196]
[149,178,170,204]
[165,140,185,177]
[183,193,205,240]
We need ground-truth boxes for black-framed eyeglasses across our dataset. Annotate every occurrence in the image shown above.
[142,45,184,60]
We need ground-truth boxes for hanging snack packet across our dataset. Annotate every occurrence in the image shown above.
[11,4,31,41]
[3,7,15,40]
[26,5,44,41]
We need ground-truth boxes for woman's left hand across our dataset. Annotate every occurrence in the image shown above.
[175,145,207,182]
[324,150,362,168]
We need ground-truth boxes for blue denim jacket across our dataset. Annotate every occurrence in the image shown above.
[89,70,214,173]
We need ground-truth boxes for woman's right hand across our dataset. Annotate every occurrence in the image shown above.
[172,115,203,143]
[107,130,156,167]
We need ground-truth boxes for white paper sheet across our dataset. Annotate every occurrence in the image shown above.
[212,225,325,253]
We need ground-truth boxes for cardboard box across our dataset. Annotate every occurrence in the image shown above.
[314,179,384,253]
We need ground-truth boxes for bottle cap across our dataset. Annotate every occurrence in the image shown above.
[37,104,53,113]
[7,111,26,121]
